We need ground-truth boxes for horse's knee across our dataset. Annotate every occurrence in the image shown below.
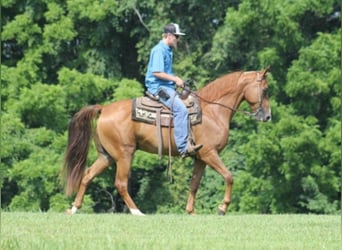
[225,172,233,185]
[115,180,128,194]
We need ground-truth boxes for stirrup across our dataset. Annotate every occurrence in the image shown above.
[187,143,203,155]
[181,143,203,158]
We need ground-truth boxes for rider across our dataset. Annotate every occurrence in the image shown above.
[145,23,202,158]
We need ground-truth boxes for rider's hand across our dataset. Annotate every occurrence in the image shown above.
[174,76,184,88]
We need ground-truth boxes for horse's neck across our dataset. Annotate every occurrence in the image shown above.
[199,90,243,129]
[221,89,244,110]
[218,91,243,123]
[199,76,246,126]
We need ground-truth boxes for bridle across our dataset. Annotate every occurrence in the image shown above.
[182,72,267,118]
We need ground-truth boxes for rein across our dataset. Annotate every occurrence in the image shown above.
[187,89,258,116]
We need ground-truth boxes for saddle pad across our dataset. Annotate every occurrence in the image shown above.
[132,96,202,127]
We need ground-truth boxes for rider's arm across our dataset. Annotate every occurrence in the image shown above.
[153,72,184,88]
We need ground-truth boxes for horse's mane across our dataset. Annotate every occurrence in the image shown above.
[198,71,243,102]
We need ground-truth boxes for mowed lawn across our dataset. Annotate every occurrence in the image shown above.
[1,212,340,249]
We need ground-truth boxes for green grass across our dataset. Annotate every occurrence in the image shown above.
[1,212,340,249]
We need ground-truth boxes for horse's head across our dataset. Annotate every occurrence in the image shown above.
[243,66,272,122]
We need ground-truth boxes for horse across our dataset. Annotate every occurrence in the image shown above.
[63,67,272,215]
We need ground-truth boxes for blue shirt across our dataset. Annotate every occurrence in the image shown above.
[145,40,175,95]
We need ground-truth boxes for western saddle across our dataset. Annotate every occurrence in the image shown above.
[132,92,202,157]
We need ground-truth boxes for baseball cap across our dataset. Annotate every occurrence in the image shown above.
[163,23,186,36]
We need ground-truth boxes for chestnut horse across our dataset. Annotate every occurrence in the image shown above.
[63,67,271,215]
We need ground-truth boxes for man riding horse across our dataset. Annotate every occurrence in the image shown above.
[145,23,202,158]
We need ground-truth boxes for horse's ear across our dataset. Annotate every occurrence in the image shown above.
[262,65,271,77]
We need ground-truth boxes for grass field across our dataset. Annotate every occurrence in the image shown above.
[1,212,340,249]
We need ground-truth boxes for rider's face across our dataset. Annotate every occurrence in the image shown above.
[167,33,179,49]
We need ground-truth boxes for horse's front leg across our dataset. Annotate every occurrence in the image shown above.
[66,155,111,215]
[186,159,206,214]
[201,150,233,215]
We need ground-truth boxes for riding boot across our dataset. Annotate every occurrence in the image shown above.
[181,119,202,158]
[181,141,203,158]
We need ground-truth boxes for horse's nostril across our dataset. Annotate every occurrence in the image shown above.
[265,115,271,121]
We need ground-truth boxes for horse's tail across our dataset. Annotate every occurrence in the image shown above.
[63,104,102,196]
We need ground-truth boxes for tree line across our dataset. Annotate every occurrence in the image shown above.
[1,0,340,214]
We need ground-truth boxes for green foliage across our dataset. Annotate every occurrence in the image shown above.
[286,31,341,124]
[112,78,144,100]
[2,13,41,45]
[8,145,62,211]
[231,171,274,213]
[67,0,118,21]
[48,193,72,212]
[132,154,194,214]
[300,175,339,214]
[9,83,68,131]
[195,168,226,213]
[58,67,116,112]
[8,192,41,212]
[43,16,76,43]
[0,113,30,165]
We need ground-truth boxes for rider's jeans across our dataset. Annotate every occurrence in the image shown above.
[157,87,188,154]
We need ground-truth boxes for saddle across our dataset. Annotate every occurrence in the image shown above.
[132,93,202,157]
[132,93,202,127]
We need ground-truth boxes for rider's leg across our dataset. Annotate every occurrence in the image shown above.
[158,87,201,156]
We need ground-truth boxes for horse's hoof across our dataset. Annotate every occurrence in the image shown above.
[65,209,73,215]
[217,208,226,216]
[130,208,145,216]
[65,206,78,215]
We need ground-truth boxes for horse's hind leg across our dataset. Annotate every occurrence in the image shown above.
[66,154,112,214]
[115,157,145,216]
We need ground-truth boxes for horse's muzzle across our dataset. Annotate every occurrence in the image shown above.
[255,108,272,122]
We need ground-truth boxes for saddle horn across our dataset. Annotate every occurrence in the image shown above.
[179,79,192,100]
